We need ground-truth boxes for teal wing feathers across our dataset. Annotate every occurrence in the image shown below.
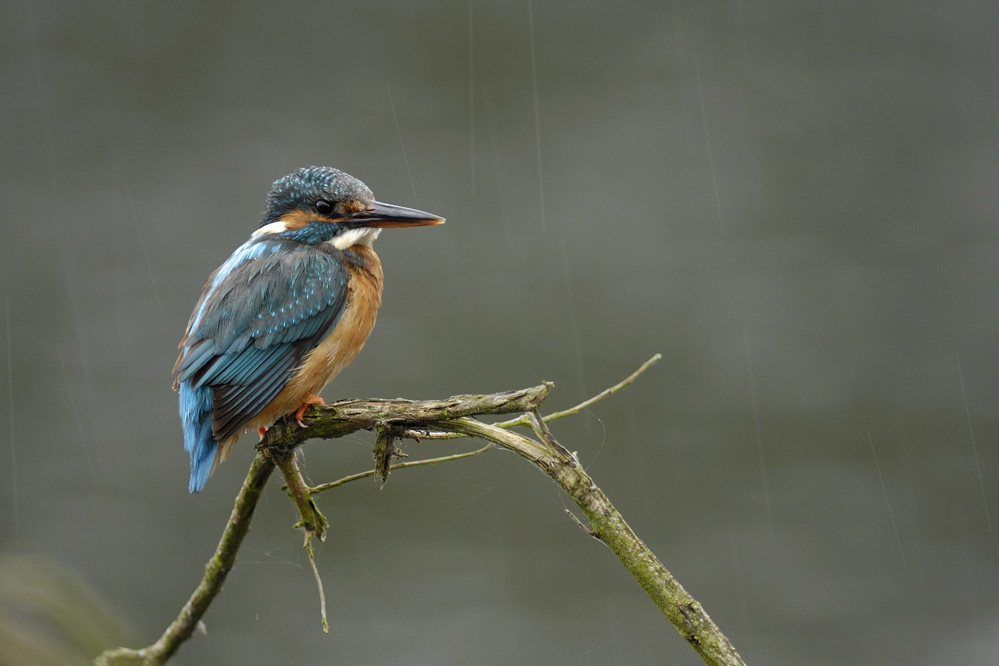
[175,238,349,443]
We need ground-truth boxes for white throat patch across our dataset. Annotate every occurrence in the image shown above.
[331,227,382,250]
[251,220,289,236]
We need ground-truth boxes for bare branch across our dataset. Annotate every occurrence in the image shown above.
[274,449,328,541]
[257,383,552,450]
[312,443,493,494]
[423,416,746,666]
[497,353,661,429]
[96,357,747,666]
[96,453,276,666]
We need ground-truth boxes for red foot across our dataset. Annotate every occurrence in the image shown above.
[258,426,268,441]
[295,395,326,428]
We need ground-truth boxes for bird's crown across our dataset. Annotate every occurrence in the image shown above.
[263,166,374,225]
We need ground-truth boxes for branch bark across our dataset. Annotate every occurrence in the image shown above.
[95,356,746,666]
[435,413,745,665]
[95,453,276,666]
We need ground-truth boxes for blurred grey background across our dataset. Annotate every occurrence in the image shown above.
[2,1,998,664]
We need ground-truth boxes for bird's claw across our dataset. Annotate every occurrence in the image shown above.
[295,395,326,428]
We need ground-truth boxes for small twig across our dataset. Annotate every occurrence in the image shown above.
[372,425,402,488]
[564,508,596,538]
[527,409,573,459]
[394,356,660,439]
[275,450,329,542]
[305,541,328,634]
[496,353,660,429]
[274,450,331,633]
[311,443,494,494]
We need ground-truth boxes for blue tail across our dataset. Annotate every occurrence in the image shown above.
[179,381,217,493]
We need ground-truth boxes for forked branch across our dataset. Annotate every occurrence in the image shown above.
[96,354,745,666]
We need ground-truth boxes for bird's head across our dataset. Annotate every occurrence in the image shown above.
[256,166,444,248]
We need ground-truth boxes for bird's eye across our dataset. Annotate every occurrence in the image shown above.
[315,200,334,215]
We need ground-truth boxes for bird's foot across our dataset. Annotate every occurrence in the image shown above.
[295,395,326,428]
[258,426,268,441]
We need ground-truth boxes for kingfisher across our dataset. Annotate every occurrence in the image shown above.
[173,166,444,493]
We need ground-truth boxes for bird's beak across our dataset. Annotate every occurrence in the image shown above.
[346,201,445,228]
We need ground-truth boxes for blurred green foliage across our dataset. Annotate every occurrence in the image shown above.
[0,553,135,666]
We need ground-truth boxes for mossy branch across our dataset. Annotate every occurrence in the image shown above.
[95,453,276,666]
[95,354,745,666]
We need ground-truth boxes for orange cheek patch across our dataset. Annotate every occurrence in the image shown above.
[279,209,315,230]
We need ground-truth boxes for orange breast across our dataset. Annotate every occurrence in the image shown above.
[214,246,384,463]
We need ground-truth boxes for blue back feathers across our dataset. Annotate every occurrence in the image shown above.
[176,232,353,492]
